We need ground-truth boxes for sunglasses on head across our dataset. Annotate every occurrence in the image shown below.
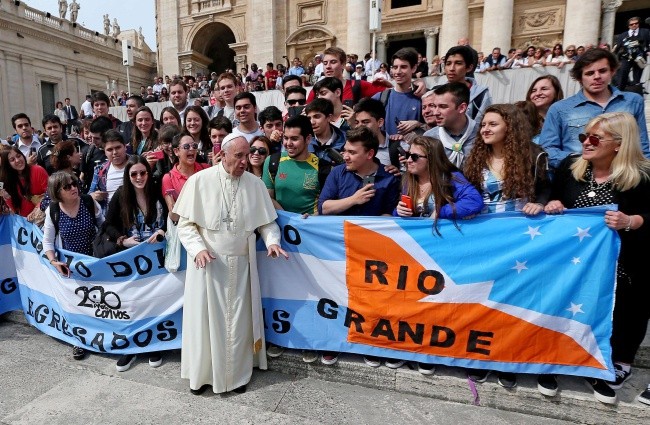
[578,133,611,147]
[180,143,199,150]
[250,146,268,155]
[404,152,427,161]
[61,181,79,191]
[130,170,148,178]
[286,99,306,106]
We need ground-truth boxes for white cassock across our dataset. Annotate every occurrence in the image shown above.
[173,163,280,393]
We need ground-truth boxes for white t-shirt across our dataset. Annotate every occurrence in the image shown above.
[106,164,125,202]
[232,126,264,143]
[81,100,93,117]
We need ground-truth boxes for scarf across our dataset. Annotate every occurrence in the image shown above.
[437,119,476,168]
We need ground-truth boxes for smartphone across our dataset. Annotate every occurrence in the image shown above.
[149,150,164,160]
[343,99,355,108]
[394,117,401,127]
[213,143,221,155]
[401,195,413,210]
[397,145,408,158]
[30,147,37,155]
[362,175,375,187]
[288,105,305,118]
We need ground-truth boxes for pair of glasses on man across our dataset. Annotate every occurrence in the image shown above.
[180,143,199,150]
[250,146,268,155]
[61,181,79,191]
[130,170,148,178]
[578,133,616,147]
[286,99,306,106]
[404,152,428,161]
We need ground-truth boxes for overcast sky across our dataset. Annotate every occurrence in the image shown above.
[24,0,156,51]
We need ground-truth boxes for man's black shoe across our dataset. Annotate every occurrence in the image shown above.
[190,384,211,395]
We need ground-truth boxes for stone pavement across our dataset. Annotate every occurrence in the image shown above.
[1,311,648,425]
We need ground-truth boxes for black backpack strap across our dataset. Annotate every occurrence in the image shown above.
[379,88,392,108]
[268,152,282,183]
[351,79,362,105]
[470,89,487,121]
[49,202,61,236]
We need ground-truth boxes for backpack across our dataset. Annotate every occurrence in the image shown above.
[49,194,97,236]
[267,152,333,190]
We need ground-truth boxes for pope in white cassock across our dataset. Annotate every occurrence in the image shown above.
[174,134,288,395]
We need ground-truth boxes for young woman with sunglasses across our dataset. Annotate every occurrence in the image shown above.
[43,172,104,360]
[247,136,271,178]
[0,146,48,218]
[161,132,210,224]
[395,136,483,228]
[544,112,650,404]
[104,156,168,372]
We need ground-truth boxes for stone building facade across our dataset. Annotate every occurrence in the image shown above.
[0,1,156,137]
[156,0,649,77]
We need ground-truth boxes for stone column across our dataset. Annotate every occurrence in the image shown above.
[601,0,622,47]
[247,0,275,67]
[376,34,388,64]
[481,0,514,52]
[424,27,440,60]
[563,0,601,47]
[347,0,371,56]
[440,0,468,56]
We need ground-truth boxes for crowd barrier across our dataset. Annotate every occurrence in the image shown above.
[107,66,591,122]
[0,209,619,380]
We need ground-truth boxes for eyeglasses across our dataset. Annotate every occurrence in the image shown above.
[61,181,79,191]
[250,146,268,155]
[180,143,199,150]
[629,22,639,26]
[130,170,148,178]
[286,99,306,106]
[566,49,575,52]
[578,133,618,147]
[404,152,428,161]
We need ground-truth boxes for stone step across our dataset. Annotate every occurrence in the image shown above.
[267,351,650,425]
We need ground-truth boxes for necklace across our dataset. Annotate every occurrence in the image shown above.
[217,170,240,231]
[587,169,611,198]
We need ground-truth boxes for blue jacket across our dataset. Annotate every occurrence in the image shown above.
[539,86,649,168]
[392,171,483,218]
[309,124,346,162]
[318,161,400,216]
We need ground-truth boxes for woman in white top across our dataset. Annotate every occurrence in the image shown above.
[543,44,567,67]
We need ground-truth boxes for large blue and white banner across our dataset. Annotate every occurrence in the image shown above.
[0,208,619,379]
[258,209,620,380]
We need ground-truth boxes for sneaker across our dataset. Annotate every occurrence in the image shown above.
[320,351,339,365]
[72,346,85,360]
[497,372,517,389]
[467,368,490,383]
[638,384,650,406]
[607,363,631,389]
[537,374,558,397]
[363,355,381,367]
[417,363,436,375]
[267,344,284,358]
[384,359,406,369]
[116,354,136,372]
[149,352,162,368]
[586,378,617,405]
[302,350,318,363]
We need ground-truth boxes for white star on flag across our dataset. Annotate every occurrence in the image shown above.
[523,226,542,240]
[572,257,581,265]
[512,260,528,274]
[567,302,585,316]
[573,227,592,242]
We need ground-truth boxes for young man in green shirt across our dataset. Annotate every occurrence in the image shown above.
[262,115,321,215]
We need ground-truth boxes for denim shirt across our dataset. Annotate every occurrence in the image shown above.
[539,86,649,168]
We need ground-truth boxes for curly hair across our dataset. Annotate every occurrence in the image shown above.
[404,137,460,235]
[50,140,77,171]
[464,104,535,201]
